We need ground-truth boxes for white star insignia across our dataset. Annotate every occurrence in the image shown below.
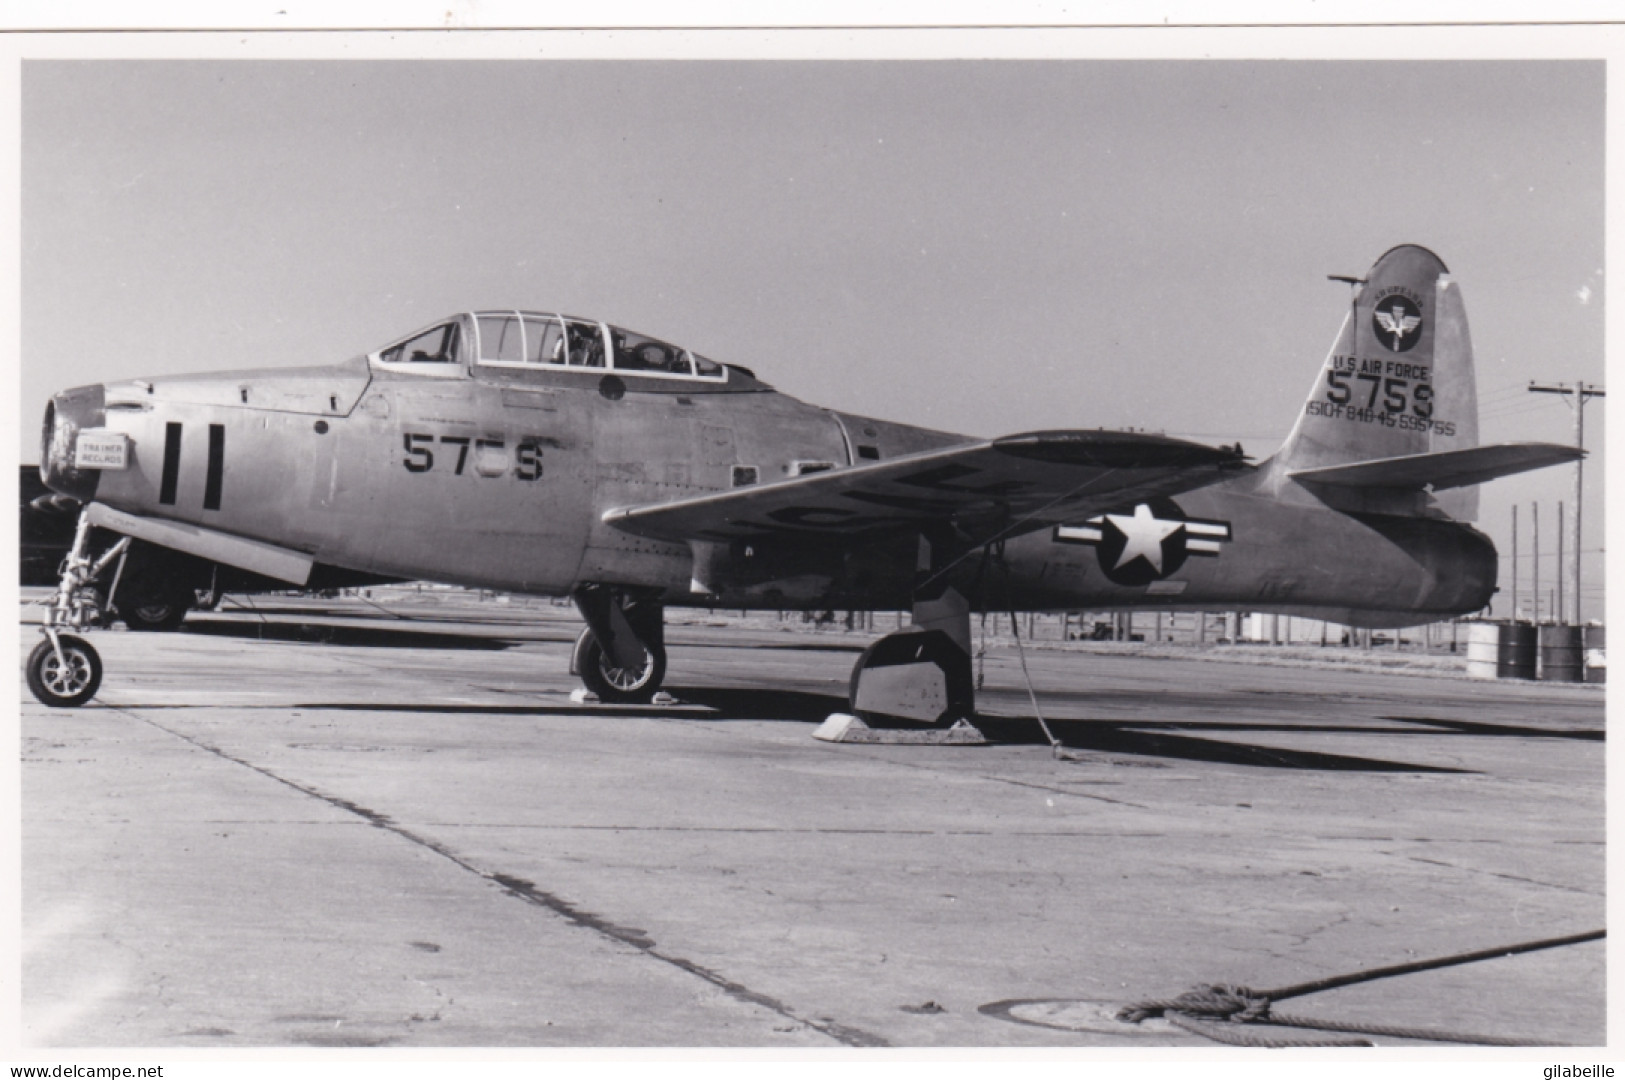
[1104,503,1184,573]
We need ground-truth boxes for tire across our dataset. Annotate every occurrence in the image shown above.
[574,628,666,704]
[26,635,103,708]
[118,596,190,632]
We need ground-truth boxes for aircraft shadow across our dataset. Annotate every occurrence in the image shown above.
[719,640,868,654]
[126,675,1492,772]
[179,621,519,650]
[1380,715,1603,742]
[973,715,1471,774]
[284,688,849,723]
[668,686,849,721]
[286,702,715,719]
[670,689,1471,773]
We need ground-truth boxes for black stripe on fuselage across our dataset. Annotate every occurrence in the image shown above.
[159,422,182,505]
[204,424,224,510]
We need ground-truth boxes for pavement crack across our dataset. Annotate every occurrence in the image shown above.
[485,872,881,1046]
[1404,856,1602,897]
[112,706,888,1048]
[418,822,1166,838]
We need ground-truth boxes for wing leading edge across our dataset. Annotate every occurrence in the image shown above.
[603,430,1251,544]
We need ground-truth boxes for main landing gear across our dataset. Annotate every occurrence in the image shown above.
[845,534,978,729]
[570,584,668,704]
[27,510,128,708]
[566,539,981,723]
[116,589,193,632]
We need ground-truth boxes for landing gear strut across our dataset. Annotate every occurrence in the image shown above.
[28,510,128,708]
[847,534,978,727]
[570,584,668,704]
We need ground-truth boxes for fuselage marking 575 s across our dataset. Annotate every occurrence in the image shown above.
[401,432,546,480]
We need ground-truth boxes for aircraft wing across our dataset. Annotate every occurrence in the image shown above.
[603,430,1250,543]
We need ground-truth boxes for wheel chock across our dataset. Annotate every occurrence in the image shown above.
[814,713,988,745]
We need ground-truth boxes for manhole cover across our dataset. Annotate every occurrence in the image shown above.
[980,998,1175,1036]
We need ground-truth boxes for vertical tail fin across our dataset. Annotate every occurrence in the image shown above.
[1273,244,1480,517]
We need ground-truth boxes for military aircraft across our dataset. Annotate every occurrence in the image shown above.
[27,244,1582,718]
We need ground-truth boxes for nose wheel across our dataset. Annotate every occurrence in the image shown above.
[26,634,102,708]
[26,507,125,708]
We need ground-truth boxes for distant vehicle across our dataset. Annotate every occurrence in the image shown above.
[28,245,1581,710]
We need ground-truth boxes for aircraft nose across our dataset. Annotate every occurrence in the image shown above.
[40,383,106,502]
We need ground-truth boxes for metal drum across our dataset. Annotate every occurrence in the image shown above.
[1498,623,1538,680]
[1538,625,1584,683]
[1464,622,1500,679]
[1464,622,1537,679]
[1584,625,1606,684]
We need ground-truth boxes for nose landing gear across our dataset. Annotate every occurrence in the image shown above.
[27,509,127,708]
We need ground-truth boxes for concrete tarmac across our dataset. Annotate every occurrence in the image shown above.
[19,597,1606,1048]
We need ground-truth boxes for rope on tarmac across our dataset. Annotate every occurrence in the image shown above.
[1007,609,1062,755]
[1116,928,1603,1047]
[976,611,988,690]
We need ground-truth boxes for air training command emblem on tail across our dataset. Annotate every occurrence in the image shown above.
[1052,498,1233,587]
[1372,294,1423,352]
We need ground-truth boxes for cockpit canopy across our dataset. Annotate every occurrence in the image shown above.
[371,311,728,380]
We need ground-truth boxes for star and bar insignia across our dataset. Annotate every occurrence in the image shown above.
[1052,497,1232,587]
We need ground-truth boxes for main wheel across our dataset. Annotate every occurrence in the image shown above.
[118,595,190,632]
[27,635,103,708]
[573,628,666,704]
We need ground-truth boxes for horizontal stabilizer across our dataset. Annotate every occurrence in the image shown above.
[605,430,1250,544]
[1288,442,1581,492]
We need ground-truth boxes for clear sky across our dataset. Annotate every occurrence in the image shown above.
[16,49,1607,619]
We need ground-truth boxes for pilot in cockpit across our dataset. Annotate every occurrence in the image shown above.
[562,323,603,367]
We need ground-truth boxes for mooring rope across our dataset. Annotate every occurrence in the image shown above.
[1007,609,1063,755]
[976,611,988,690]
[220,592,273,626]
[1116,928,1603,1047]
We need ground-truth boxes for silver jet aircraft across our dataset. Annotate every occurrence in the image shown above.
[28,245,1582,720]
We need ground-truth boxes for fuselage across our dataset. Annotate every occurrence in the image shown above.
[41,313,1497,629]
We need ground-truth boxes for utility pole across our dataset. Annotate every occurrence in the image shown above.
[1533,502,1540,624]
[1511,504,1518,622]
[1528,382,1605,623]
[1557,500,1565,625]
